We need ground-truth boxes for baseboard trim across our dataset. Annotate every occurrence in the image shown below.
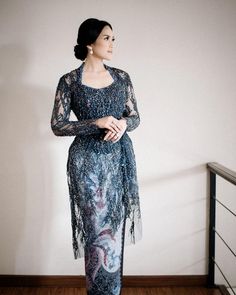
[0,275,208,287]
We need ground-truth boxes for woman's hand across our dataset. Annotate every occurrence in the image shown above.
[95,116,122,133]
[103,118,127,143]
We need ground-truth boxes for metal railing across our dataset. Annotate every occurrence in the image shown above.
[207,162,236,294]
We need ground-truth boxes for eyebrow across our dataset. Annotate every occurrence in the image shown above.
[102,34,115,38]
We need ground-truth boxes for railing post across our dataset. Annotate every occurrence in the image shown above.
[207,170,216,287]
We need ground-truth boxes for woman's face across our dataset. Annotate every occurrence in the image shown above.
[90,25,115,61]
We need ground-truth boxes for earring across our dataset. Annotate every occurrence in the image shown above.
[90,48,93,55]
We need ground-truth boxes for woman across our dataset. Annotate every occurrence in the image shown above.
[51,18,142,295]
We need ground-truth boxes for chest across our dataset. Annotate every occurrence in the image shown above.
[81,70,114,89]
[71,81,127,119]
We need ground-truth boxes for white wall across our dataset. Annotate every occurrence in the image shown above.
[0,0,235,279]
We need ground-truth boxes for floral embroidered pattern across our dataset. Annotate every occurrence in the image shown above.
[51,62,142,294]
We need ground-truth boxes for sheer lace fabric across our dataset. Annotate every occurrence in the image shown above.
[51,62,142,260]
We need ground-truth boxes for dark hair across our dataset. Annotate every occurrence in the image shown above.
[74,18,112,61]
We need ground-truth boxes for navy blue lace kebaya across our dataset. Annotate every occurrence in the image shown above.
[51,62,142,294]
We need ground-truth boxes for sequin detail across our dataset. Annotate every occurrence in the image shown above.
[51,62,142,261]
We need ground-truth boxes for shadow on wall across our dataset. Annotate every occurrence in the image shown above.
[140,164,206,187]
[0,43,59,273]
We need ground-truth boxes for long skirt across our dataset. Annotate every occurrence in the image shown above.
[84,208,126,295]
[67,137,127,294]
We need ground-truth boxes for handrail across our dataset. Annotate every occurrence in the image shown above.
[207,162,236,295]
[207,162,236,185]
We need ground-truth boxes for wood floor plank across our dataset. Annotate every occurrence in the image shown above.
[0,287,223,295]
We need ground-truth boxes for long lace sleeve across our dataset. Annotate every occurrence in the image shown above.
[51,74,100,136]
[122,73,140,132]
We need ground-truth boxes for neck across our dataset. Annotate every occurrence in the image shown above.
[83,56,105,72]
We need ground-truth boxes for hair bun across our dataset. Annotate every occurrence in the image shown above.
[74,43,87,61]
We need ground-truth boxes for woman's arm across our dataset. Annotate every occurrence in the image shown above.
[50,74,101,136]
[121,73,140,132]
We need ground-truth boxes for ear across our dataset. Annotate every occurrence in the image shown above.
[86,45,92,51]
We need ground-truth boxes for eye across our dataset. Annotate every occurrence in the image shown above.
[103,36,115,41]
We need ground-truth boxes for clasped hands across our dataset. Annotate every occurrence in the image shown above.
[95,116,127,143]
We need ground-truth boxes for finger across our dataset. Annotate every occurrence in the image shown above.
[105,132,118,141]
[106,125,118,133]
[110,121,122,132]
[114,130,124,142]
[115,121,123,129]
[108,125,120,134]
[104,131,114,141]
[115,122,125,133]
[110,132,118,140]
[104,132,111,140]
[111,133,120,142]
[111,136,119,143]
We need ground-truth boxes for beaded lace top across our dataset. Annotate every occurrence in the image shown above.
[51,62,142,258]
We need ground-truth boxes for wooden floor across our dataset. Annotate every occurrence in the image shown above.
[0,287,222,295]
